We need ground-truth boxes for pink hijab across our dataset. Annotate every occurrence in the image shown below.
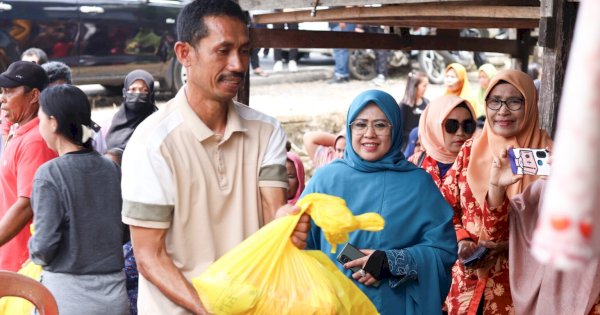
[418,95,476,164]
[467,69,553,207]
[286,152,305,205]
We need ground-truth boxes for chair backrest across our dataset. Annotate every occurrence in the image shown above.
[0,270,59,315]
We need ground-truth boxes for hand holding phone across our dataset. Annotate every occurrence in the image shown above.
[508,148,551,176]
[336,243,380,287]
[462,245,490,267]
[336,243,365,273]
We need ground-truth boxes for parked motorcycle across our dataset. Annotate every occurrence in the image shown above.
[348,28,490,84]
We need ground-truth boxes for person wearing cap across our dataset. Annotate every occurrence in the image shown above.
[0,60,57,271]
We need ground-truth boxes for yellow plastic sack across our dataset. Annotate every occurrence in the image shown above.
[0,260,43,315]
[192,193,384,314]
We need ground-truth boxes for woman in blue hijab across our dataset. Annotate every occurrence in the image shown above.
[303,90,457,315]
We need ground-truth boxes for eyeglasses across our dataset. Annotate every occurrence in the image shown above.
[350,119,392,136]
[444,119,476,134]
[486,98,524,111]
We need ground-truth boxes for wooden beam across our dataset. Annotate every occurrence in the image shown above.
[334,18,539,29]
[250,28,522,55]
[538,0,578,136]
[253,4,540,24]
[239,0,538,11]
[240,0,469,11]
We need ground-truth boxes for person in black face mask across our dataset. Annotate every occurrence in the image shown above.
[105,69,157,152]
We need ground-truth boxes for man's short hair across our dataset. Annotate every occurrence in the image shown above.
[177,0,248,45]
[21,47,48,65]
[41,61,73,85]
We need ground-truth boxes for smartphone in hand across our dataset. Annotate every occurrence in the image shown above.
[336,243,381,287]
[508,148,551,176]
[336,243,365,273]
[462,245,490,267]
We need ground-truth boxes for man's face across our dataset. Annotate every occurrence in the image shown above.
[182,16,250,102]
[0,86,37,124]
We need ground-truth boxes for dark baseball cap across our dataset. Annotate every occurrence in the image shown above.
[0,61,49,91]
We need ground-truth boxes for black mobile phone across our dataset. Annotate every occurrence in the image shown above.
[462,245,490,267]
[336,243,366,273]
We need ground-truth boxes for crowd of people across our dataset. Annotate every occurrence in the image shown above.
[0,0,595,315]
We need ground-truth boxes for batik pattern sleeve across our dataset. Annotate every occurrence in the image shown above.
[258,120,288,188]
[441,140,475,242]
[29,178,64,266]
[483,195,510,242]
[121,135,175,229]
[385,249,418,288]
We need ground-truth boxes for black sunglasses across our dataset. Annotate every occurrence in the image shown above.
[444,119,476,134]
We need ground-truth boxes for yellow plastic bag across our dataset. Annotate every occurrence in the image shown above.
[0,260,43,315]
[192,193,384,314]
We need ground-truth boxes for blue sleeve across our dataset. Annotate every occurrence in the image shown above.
[385,249,418,288]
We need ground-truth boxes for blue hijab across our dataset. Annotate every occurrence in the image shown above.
[303,90,457,315]
[343,90,414,172]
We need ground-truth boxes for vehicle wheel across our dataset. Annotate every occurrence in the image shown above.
[474,52,488,68]
[418,50,449,85]
[349,49,377,81]
[172,60,187,94]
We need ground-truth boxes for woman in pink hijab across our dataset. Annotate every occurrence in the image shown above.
[286,152,305,205]
[408,95,477,188]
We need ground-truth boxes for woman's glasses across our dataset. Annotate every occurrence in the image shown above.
[350,119,392,136]
[486,98,524,111]
[444,119,476,134]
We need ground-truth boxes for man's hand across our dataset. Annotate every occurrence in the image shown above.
[275,204,310,249]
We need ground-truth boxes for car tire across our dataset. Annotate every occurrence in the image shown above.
[172,60,187,94]
[349,49,377,81]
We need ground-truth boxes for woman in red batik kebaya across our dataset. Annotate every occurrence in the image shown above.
[441,69,552,315]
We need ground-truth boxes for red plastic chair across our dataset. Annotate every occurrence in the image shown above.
[0,270,59,315]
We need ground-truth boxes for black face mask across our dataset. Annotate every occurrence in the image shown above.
[124,92,150,111]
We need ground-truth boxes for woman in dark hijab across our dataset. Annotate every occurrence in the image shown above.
[105,69,157,151]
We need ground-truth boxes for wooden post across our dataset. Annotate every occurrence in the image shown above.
[538,0,578,136]
[237,69,250,106]
[516,29,532,73]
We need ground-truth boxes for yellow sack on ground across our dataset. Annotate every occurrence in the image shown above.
[192,193,384,315]
[0,260,43,315]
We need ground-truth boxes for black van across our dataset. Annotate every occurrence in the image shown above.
[0,0,187,93]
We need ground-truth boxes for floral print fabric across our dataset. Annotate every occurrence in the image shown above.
[441,139,513,315]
